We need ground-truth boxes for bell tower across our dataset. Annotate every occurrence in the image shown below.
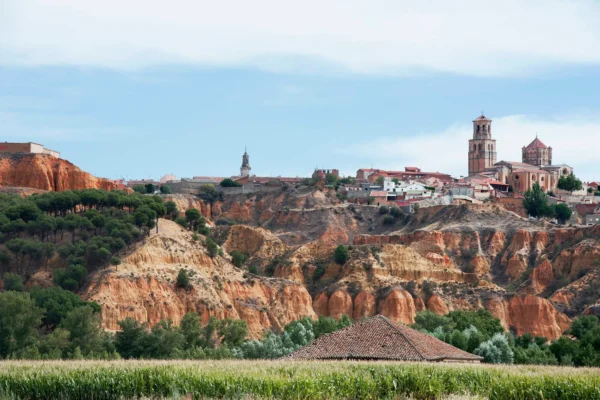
[468,114,497,176]
[240,147,251,177]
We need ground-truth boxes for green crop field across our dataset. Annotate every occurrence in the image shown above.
[0,360,599,400]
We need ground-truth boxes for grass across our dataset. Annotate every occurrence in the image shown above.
[0,360,599,399]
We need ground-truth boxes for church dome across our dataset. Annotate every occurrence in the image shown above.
[525,137,549,150]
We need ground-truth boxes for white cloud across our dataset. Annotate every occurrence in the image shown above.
[342,114,600,181]
[1,0,600,76]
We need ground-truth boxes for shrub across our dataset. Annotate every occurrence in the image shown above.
[176,269,191,290]
[378,205,389,215]
[220,178,242,188]
[390,206,402,218]
[333,245,349,265]
[474,333,514,364]
[230,250,247,268]
[313,264,326,281]
[248,265,258,275]
[382,215,395,225]
[205,238,219,258]
[3,272,24,292]
[174,216,188,228]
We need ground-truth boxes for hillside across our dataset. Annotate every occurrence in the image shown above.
[0,153,117,191]
[88,190,598,340]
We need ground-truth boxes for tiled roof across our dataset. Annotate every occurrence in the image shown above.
[525,137,549,150]
[473,114,491,121]
[286,315,482,362]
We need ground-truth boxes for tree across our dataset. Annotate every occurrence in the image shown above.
[557,174,583,193]
[115,318,149,359]
[166,201,178,217]
[160,185,171,194]
[133,185,146,194]
[110,256,121,269]
[3,272,24,292]
[412,310,454,332]
[144,183,156,194]
[176,269,191,290]
[145,320,185,358]
[333,245,349,265]
[180,313,203,349]
[30,286,100,327]
[185,208,202,231]
[220,178,242,188]
[523,183,552,218]
[217,318,249,347]
[59,306,105,356]
[553,203,572,224]
[0,291,43,358]
[375,176,384,185]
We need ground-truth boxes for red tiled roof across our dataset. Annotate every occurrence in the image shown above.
[525,137,549,150]
[286,315,482,362]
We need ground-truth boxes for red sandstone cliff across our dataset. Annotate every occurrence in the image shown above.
[0,153,117,191]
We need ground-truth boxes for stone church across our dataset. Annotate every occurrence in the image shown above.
[468,114,573,193]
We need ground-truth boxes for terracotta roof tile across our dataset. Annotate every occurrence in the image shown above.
[286,315,482,362]
[525,137,549,150]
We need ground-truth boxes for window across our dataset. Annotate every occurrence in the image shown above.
[541,177,544,182]
[532,174,537,181]
[515,175,520,180]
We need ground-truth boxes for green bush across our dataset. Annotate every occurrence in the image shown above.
[176,269,191,290]
[382,215,395,225]
[333,245,349,265]
[390,206,402,218]
[378,205,389,214]
[230,250,248,268]
[2,272,24,292]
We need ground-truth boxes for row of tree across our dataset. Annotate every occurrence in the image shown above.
[413,309,600,366]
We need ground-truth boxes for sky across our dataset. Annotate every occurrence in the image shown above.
[1,0,599,181]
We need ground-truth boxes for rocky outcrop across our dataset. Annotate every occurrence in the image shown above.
[0,153,117,191]
[487,295,570,340]
[378,288,416,325]
[83,219,315,338]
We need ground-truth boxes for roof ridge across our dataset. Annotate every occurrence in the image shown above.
[376,315,426,360]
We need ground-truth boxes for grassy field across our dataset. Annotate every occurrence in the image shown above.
[0,360,599,399]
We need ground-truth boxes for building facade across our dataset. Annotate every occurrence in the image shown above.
[468,115,497,176]
[0,142,60,158]
[312,168,339,181]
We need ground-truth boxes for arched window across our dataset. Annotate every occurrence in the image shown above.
[478,144,481,150]
[473,145,476,151]
[477,126,480,133]
[515,175,520,180]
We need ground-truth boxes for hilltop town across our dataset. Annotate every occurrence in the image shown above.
[64,114,598,226]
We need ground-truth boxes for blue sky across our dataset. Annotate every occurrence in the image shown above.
[1,1,599,181]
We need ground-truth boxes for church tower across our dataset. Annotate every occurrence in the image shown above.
[468,114,497,176]
[240,148,251,177]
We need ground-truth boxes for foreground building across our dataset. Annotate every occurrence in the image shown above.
[286,315,482,362]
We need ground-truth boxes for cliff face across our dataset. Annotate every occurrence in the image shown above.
[0,153,116,191]
[82,219,315,338]
[77,191,600,341]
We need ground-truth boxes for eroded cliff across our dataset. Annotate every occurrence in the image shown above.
[0,153,117,191]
